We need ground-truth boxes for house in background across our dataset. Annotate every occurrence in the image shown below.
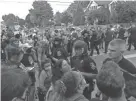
[84,0,127,24]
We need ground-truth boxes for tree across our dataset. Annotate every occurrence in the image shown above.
[73,5,85,26]
[54,12,62,26]
[67,1,90,16]
[61,12,72,26]
[115,1,136,23]
[18,18,25,27]
[29,1,53,27]
[25,14,34,28]
[2,14,18,27]
[87,7,109,25]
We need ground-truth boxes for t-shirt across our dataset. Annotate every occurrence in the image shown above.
[118,57,136,97]
[118,57,136,81]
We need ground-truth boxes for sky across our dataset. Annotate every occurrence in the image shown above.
[0,0,74,21]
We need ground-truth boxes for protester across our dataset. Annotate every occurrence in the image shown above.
[127,24,136,51]
[107,39,136,99]
[118,25,126,40]
[104,27,113,53]
[1,68,31,101]
[53,71,89,101]
[1,23,136,101]
[46,59,71,101]
[90,29,100,56]
[38,58,52,101]
[96,61,127,101]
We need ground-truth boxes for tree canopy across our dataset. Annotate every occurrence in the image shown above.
[115,1,136,23]
[61,12,72,26]
[2,14,19,27]
[73,5,85,26]
[29,1,53,27]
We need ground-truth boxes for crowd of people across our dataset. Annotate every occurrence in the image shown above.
[1,23,136,101]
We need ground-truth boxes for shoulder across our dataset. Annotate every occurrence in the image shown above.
[84,56,96,64]
[90,98,107,101]
[78,99,89,101]
[40,70,47,77]
[119,57,136,74]
[73,94,89,101]
[120,57,135,67]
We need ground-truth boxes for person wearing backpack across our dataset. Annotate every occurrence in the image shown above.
[38,59,52,101]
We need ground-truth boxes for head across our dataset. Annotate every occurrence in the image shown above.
[55,71,88,98]
[54,37,62,46]
[1,68,31,101]
[73,40,88,56]
[15,34,21,39]
[55,59,71,73]
[108,39,126,62]
[52,59,71,85]
[7,48,24,64]
[97,61,125,99]
[72,32,78,39]
[41,58,51,71]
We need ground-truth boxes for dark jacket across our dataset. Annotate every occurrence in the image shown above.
[118,28,125,39]
[104,30,113,42]
[71,54,98,84]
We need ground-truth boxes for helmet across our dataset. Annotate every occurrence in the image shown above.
[73,40,88,54]
[72,32,78,38]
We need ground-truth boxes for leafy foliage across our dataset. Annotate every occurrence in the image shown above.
[87,7,110,25]
[61,12,72,26]
[29,1,53,27]
[73,5,85,26]
[54,12,62,26]
[25,14,34,28]
[2,14,18,27]
[115,1,136,23]
[67,1,90,16]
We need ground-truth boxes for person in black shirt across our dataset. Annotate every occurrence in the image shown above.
[127,24,136,51]
[90,30,100,56]
[118,25,125,40]
[82,29,90,50]
[104,27,113,53]
[107,39,136,99]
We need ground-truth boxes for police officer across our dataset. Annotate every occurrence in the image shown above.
[70,40,98,100]
[52,36,69,60]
